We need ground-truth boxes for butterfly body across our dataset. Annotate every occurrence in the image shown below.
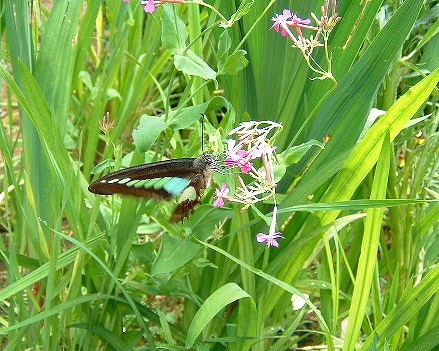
[89,154,219,222]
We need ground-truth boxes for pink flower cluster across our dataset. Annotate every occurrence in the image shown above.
[213,121,284,247]
[224,139,275,174]
[271,9,312,37]
[270,1,340,59]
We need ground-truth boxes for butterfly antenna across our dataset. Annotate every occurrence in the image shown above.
[200,114,205,154]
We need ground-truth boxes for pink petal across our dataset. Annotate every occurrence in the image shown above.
[292,14,311,25]
[220,183,229,193]
[213,183,229,207]
[225,157,237,168]
[239,162,253,173]
[144,0,155,12]
[256,233,269,243]
[213,197,225,207]
[268,238,280,247]
[256,232,284,248]
[282,9,292,17]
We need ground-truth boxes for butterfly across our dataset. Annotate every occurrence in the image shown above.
[88,154,220,222]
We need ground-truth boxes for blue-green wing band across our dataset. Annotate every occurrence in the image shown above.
[163,177,191,196]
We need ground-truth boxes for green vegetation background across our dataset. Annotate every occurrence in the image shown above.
[0,1,438,350]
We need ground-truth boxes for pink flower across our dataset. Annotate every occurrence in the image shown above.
[225,140,241,161]
[271,9,293,36]
[238,161,253,174]
[144,0,155,12]
[213,183,230,207]
[225,153,254,174]
[289,14,312,38]
[256,232,284,247]
[271,9,312,36]
[123,0,188,14]
[225,149,248,167]
[225,140,255,174]
[291,14,311,26]
[256,206,284,247]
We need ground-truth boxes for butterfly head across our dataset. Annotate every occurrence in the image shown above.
[195,153,224,174]
[202,153,228,174]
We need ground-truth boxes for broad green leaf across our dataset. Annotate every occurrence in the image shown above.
[174,50,217,80]
[106,88,121,101]
[133,115,168,153]
[78,71,94,92]
[279,139,325,166]
[161,3,187,54]
[90,159,115,175]
[218,50,249,75]
[217,29,232,58]
[167,102,209,130]
[151,234,202,276]
[230,1,255,24]
[167,96,230,130]
[185,283,251,348]
[205,95,233,114]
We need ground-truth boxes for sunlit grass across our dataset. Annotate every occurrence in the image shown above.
[0,1,438,350]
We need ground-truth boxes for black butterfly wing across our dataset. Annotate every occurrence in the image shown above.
[88,158,199,199]
[89,154,218,222]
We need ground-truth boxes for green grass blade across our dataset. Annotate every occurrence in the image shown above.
[360,265,439,350]
[185,283,251,348]
[342,133,391,351]
[0,294,117,334]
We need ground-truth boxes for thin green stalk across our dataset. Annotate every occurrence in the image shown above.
[235,207,256,297]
